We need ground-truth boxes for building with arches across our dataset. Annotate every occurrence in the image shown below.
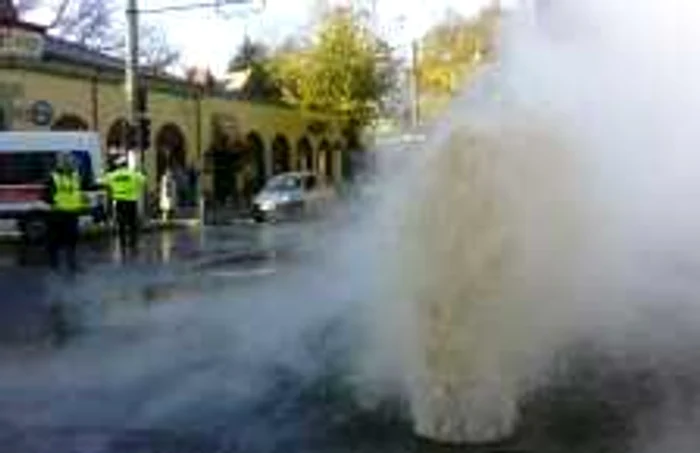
[0,0,351,207]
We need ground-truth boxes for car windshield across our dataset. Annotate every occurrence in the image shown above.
[265,175,301,191]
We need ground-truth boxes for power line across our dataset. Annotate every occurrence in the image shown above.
[139,0,257,15]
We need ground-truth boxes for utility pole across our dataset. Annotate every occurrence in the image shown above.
[126,0,141,166]
[410,39,420,128]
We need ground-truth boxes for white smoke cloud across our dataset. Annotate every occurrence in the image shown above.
[355,0,700,447]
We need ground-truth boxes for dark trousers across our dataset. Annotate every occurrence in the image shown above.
[115,200,139,253]
[47,211,79,271]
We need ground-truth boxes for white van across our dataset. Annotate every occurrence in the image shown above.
[0,132,108,241]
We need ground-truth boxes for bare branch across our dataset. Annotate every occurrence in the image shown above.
[16,0,180,74]
[46,0,72,29]
[138,24,182,73]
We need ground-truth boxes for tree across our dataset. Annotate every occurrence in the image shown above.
[226,37,282,102]
[272,7,396,127]
[417,7,498,97]
[186,66,217,92]
[137,24,182,75]
[17,0,180,73]
[267,39,309,104]
[18,0,120,49]
[228,38,269,71]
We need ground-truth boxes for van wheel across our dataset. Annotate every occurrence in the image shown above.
[19,215,48,244]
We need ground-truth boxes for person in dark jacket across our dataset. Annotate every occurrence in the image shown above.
[43,152,86,271]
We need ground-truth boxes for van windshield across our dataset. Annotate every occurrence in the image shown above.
[0,150,94,187]
[0,152,55,185]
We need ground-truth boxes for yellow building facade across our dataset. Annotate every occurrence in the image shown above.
[0,2,350,206]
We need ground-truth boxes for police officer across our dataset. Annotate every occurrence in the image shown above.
[103,156,146,255]
[44,152,86,271]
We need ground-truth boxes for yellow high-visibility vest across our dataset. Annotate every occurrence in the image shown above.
[52,172,84,212]
[104,168,146,202]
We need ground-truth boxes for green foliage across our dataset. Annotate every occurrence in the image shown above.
[269,8,396,127]
[417,6,498,97]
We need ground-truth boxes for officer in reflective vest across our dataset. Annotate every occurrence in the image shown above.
[103,156,146,255]
[44,152,86,271]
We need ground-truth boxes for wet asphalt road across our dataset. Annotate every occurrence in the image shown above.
[0,222,700,452]
[0,220,447,453]
[0,223,314,344]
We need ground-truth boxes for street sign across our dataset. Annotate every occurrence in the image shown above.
[29,100,53,126]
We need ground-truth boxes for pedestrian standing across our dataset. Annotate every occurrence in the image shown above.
[102,156,146,255]
[159,169,176,222]
[44,152,86,272]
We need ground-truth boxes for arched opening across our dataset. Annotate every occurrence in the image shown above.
[155,123,192,208]
[51,114,89,131]
[106,118,132,150]
[155,123,187,177]
[0,107,7,131]
[319,138,332,180]
[246,131,266,191]
[206,120,244,206]
[209,149,238,205]
[297,136,313,172]
[272,134,291,174]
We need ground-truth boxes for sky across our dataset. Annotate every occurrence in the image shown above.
[142,0,499,75]
[25,0,510,76]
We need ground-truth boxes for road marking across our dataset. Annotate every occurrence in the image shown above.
[207,267,276,278]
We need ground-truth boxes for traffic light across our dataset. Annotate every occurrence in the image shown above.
[136,83,148,115]
[139,117,152,151]
[126,123,136,150]
[135,82,150,151]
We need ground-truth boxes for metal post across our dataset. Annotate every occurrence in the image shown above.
[126,0,148,218]
[126,0,141,162]
[195,86,205,223]
[264,143,273,179]
[410,39,420,128]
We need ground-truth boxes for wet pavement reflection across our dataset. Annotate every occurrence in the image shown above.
[0,224,297,347]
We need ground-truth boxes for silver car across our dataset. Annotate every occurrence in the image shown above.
[252,172,334,222]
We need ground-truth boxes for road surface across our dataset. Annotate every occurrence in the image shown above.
[0,221,408,453]
[0,221,696,453]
